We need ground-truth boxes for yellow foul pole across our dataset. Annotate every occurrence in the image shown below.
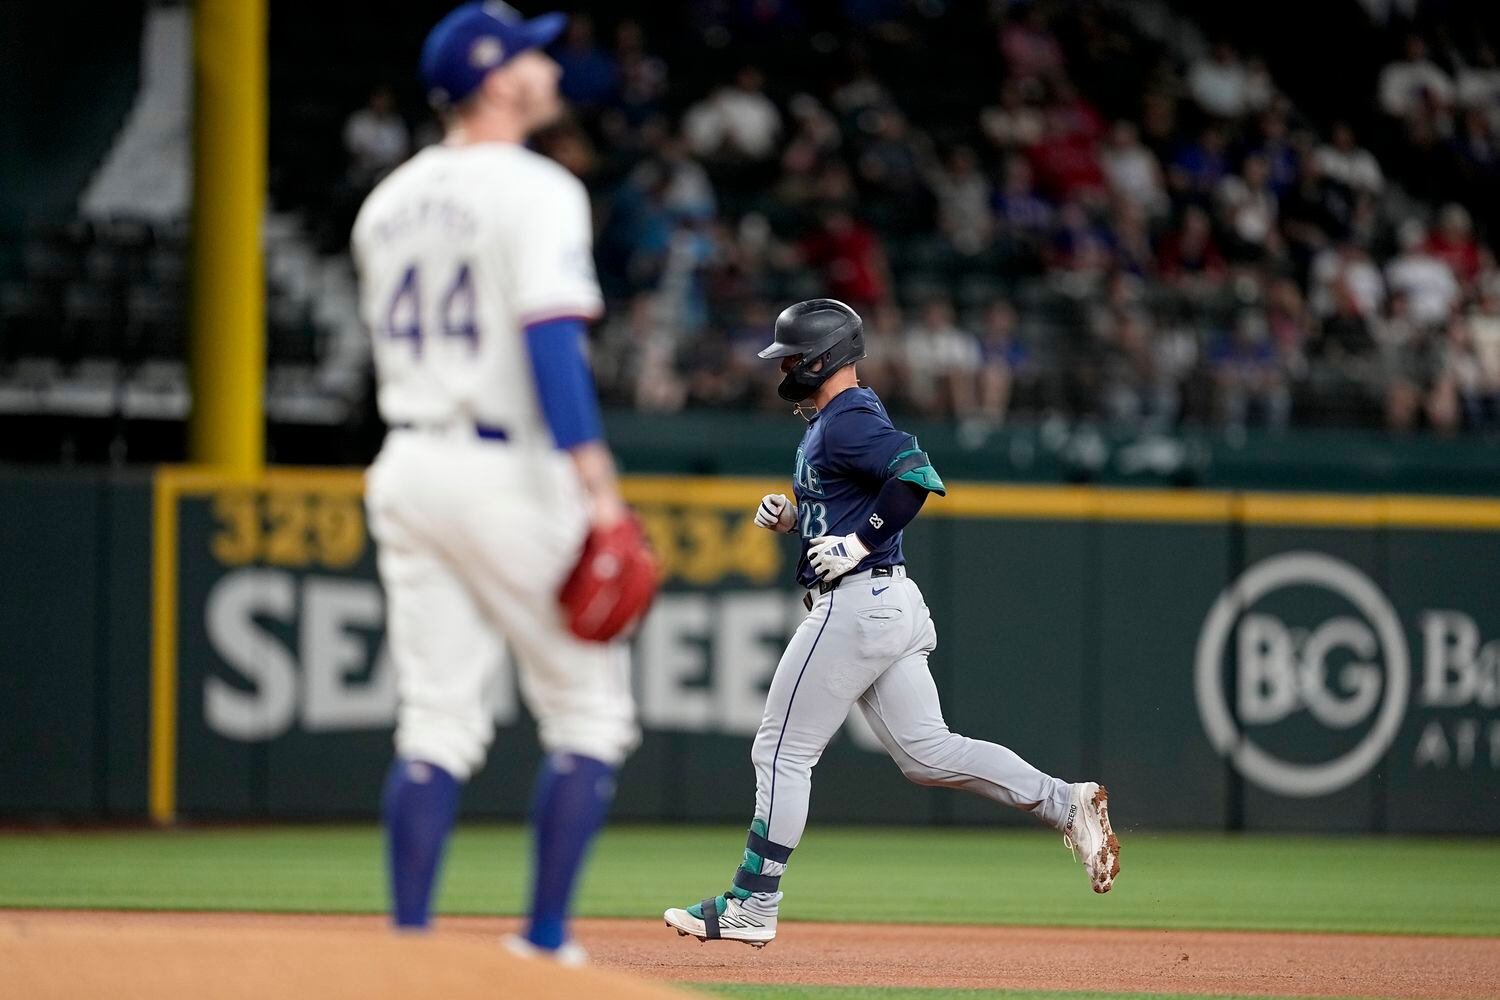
[157,0,266,825]
[189,0,266,470]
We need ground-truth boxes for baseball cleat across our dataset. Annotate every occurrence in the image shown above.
[663,892,776,947]
[501,933,589,967]
[1063,781,1120,894]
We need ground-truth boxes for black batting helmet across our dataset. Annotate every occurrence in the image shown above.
[758,298,866,402]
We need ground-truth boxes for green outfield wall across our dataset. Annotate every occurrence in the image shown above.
[2,467,1497,833]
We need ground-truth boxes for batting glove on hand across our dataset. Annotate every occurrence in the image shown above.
[754,493,798,533]
[806,532,870,583]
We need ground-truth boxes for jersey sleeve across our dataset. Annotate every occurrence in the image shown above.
[506,169,604,325]
[824,406,947,496]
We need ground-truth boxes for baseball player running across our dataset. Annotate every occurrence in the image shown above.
[354,2,654,963]
[664,299,1120,947]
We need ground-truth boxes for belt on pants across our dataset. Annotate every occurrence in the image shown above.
[390,420,509,442]
[804,564,905,610]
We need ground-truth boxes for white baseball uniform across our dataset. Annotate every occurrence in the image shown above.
[354,142,638,779]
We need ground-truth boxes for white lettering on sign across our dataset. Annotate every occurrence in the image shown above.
[301,577,394,732]
[205,569,299,741]
[202,572,867,751]
[1420,611,1500,709]
[1196,552,1409,798]
[638,594,713,731]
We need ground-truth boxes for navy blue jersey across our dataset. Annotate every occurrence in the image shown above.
[791,387,923,588]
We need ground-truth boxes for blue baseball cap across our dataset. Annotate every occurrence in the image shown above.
[420,2,567,108]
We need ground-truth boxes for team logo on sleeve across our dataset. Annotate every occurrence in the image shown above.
[793,447,825,498]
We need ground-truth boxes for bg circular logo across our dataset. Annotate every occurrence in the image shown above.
[1194,552,1409,797]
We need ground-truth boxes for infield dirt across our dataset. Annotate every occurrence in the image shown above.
[5,910,1498,999]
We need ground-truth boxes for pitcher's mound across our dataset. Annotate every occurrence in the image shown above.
[0,920,695,1000]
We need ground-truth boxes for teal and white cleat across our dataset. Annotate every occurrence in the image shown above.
[663,891,776,948]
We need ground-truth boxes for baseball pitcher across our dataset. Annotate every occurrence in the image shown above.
[664,299,1120,947]
[354,2,654,963]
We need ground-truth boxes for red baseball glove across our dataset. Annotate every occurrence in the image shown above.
[558,514,660,642]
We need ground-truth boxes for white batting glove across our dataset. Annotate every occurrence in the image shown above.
[754,493,798,533]
[806,532,870,583]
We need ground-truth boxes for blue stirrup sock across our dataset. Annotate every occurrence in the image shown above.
[381,758,461,929]
[526,753,617,951]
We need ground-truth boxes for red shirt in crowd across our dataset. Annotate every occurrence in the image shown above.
[1424,232,1480,283]
[799,217,888,307]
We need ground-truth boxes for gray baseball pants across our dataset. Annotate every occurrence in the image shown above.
[751,566,1073,849]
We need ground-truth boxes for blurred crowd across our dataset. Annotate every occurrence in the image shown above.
[336,1,1500,434]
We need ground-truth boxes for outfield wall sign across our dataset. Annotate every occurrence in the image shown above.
[1196,551,1499,797]
[149,468,1500,830]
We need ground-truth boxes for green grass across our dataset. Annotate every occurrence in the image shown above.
[693,995,1392,1000]
[692,990,1397,1000]
[0,824,1494,936]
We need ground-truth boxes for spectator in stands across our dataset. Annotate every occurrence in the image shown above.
[856,110,934,230]
[1242,57,1277,114]
[775,130,824,214]
[613,20,669,128]
[1313,281,1381,361]
[980,81,1045,153]
[831,56,895,125]
[1448,110,1500,207]
[1280,157,1342,271]
[1379,288,1454,433]
[654,132,717,222]
[859,300,908,403]
[1217,153,1281,263]
[929,146,992,256]
[1243,108,1300,197]
[1265,276,1312,364]
[786,93,843,160]
[683,66,782,163]
[1467,289,1500,423]
[903,297,982,418]
[533,122,599,183]
[1137,89,1178,161]
[992,155,1053,256]
[1379,34,1455,120]
[1027,107,1106,204]
[1099,308,1175,427]
[1048,201,1113,284]
[1111,199,1157,278]
[796,205,890,312]
[999,5,1066,84]
[343,86,408,189]
[1388,108,1454,205]
[596,294,688,412]
[1188,42,1256,120]
[1046,80,1105,145]
[1386,219,1459,330]
[1311,241,1384,318]
[1427,316,1483,432]
[978,300,1027,425]
[1376,287,1420,368]
[1315,122,1384,196]
[1158,206,1226,289]
[1168,125,1230,208]
[553,14,619,109]
[1457,42,1500,124]
[1211,311,1290,430]
[1100,120,1167,217]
